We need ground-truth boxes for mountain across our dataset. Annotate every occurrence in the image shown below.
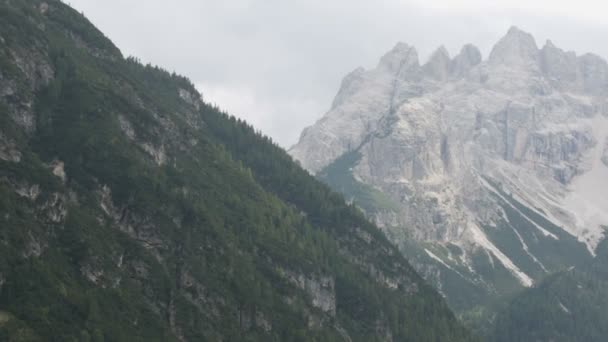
[0,0,475,341]
[290,26,608,314]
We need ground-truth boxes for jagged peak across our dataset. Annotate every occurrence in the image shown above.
[331,66,367,109]
[378,42,420,73]
[544,39,556,50]
[541,39,576,57]
[455,44,482,63]
[507,25,526,35]
[540,39,572,60]
[424,46,451,81]
[539,38,578,82]
[449,44,482,77]
[489,26,539,66]
[430,45,450,61]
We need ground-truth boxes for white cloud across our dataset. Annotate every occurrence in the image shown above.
[68,0,608,147]
[405,0,608,21]
[198,83,324,147]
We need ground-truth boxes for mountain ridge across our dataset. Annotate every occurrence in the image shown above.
[290,26,608,313]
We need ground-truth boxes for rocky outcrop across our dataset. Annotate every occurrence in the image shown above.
[424,46,450,81]
[488,26,539,67]
[540,40,578,85]
[378,42,420,76]
[280,269,336,316]
[179,88,202,110]
[450,44,482,78]
[0,133,21,162]
[140,142,167,166]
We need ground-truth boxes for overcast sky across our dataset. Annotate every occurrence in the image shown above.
[66,0,608,147]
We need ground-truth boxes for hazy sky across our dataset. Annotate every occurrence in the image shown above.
[66,0,608,147]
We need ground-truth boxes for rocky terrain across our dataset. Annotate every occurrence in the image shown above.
[291,26,608,312]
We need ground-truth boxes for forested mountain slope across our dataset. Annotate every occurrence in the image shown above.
[0,0,474,341]
[487,239,608,342]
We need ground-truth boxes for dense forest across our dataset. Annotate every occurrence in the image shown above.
[486,239,608,342]
[0,0,475,341]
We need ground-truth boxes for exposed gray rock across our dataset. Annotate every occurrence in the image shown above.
[179,88,202,110]
[24,232,44,258]
[524,127,594,184]
[450,44,482,78]
[14,183,40,200]
[424,46,450,81]
[39,2,49,15]
[291,27,608,309]
[118,115,136,140]
[10,106,36,134]
[0,134,21,162]
[41,193,69,223]
[540,40,578,84]
[99,185,168,261]
[488,26,539,67]
[50,160,66,183]
[255,311,272,332]
[378,42,420,75]
[10,48,54,90]
[140,142,167,166]
[331,67,366,110]
[81,265,104,285]
[2,46,54,134]
[281,269,336,316]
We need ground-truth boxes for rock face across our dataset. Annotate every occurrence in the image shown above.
[290,26,608,311]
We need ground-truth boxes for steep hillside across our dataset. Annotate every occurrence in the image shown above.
[290,27,607,313]
[487,239,608,342]
[0,0,475,341]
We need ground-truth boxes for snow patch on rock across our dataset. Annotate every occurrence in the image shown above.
[469,223,534,287]
[558,301,571,314]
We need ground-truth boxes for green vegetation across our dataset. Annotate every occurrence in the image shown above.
[0,0,475,341]
[488,239,608,342]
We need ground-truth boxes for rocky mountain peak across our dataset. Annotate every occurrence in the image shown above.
[450,43,482,77]
[331,66,366,109]
[431,45,450,60]
[489,26,539,67]
[540,39,578,83]
[423,46,451,81]
[378,42,420,74]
